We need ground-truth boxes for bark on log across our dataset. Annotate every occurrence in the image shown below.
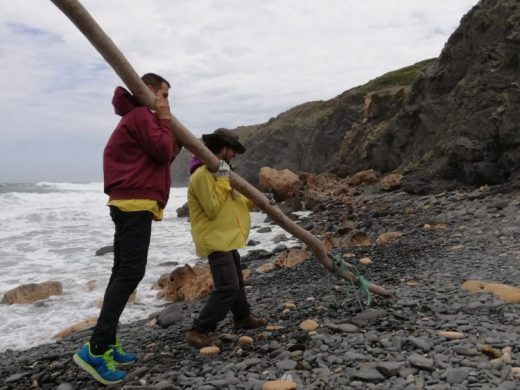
[50,0,392,298]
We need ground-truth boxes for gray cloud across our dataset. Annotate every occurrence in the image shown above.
[0,0,479,182]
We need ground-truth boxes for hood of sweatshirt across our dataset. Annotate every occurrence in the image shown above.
[189,156,204,175]
[112,86,141,116]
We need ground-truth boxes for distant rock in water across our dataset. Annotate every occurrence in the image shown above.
[1,281,63,305]
[176,202,189,218]
[158,261,180,268]
[95,245,113,256]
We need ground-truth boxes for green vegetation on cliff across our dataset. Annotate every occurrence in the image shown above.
[358,58,436,94]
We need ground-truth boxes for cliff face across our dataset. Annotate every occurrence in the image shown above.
[171,58,432,187]
[232,93,365,186]
[173,0,520,191]
[171,90,366,187]
[334,0,520,190]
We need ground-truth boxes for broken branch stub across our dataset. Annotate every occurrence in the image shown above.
[50,0,392,297]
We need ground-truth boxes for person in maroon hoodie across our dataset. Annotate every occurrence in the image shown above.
[73,73,180,385]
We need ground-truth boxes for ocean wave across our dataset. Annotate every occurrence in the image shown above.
[35,182,103,192]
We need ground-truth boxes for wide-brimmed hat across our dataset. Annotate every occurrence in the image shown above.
[202,129,246,154]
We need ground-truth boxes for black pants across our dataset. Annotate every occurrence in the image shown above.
[90,207,152,354]
[193,250,250,333]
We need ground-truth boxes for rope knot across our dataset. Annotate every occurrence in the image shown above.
[330,253,372,308]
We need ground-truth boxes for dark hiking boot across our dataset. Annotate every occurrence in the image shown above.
[185,329,222,349]
[234,315,267,330]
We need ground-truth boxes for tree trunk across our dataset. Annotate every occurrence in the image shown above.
[50,0,392,298]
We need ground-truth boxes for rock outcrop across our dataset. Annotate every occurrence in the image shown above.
[334,0,520,191]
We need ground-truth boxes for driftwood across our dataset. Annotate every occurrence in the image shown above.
[50,0,392,298]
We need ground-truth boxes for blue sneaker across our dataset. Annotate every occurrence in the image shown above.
[72,342,126,385]
[111,338,137,365]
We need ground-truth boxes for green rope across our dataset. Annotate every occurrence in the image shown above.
[356,275,371,306]
[330,253,372,309]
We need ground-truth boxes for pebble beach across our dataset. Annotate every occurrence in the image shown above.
[2,183,520,389]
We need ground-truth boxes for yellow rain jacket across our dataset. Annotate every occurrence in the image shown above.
[188,166,255,257]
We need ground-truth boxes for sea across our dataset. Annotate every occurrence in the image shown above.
[0,182,297,352]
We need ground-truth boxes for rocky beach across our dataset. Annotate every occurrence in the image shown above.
[3,2,520,387]
[2,173,520,390]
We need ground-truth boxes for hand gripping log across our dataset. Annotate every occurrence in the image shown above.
[50,0,392,298]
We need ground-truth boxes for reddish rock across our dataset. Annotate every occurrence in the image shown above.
[379,173,403,190]
[155,264,250,301]
[347,169,377,186]
[273,249,310,268]
[259,167,300,200]
[376,231,403,245]
[54,316,97,339]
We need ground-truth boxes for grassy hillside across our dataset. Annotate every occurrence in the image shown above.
[358,58,436,94]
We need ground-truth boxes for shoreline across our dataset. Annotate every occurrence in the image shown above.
[2,185,520,389]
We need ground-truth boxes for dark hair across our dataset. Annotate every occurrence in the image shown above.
[141,73,171,89]
[203,138,226,154]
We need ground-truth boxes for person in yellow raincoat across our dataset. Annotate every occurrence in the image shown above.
[185,129,267,348]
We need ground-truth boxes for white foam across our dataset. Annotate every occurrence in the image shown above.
[0,183,299,352]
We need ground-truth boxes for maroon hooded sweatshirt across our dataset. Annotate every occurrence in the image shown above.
[103,86,174,208]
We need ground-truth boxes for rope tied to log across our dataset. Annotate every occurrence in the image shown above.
[330,253,372,309]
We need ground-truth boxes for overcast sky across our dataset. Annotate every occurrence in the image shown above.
[0,0,479,183]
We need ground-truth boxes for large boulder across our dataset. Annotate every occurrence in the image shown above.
[154,264,250,301]
[1,281,63,304]
[379,173,403,190]
[346,169,378,186]
[259,167,301,200]
[155,264,213,301]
